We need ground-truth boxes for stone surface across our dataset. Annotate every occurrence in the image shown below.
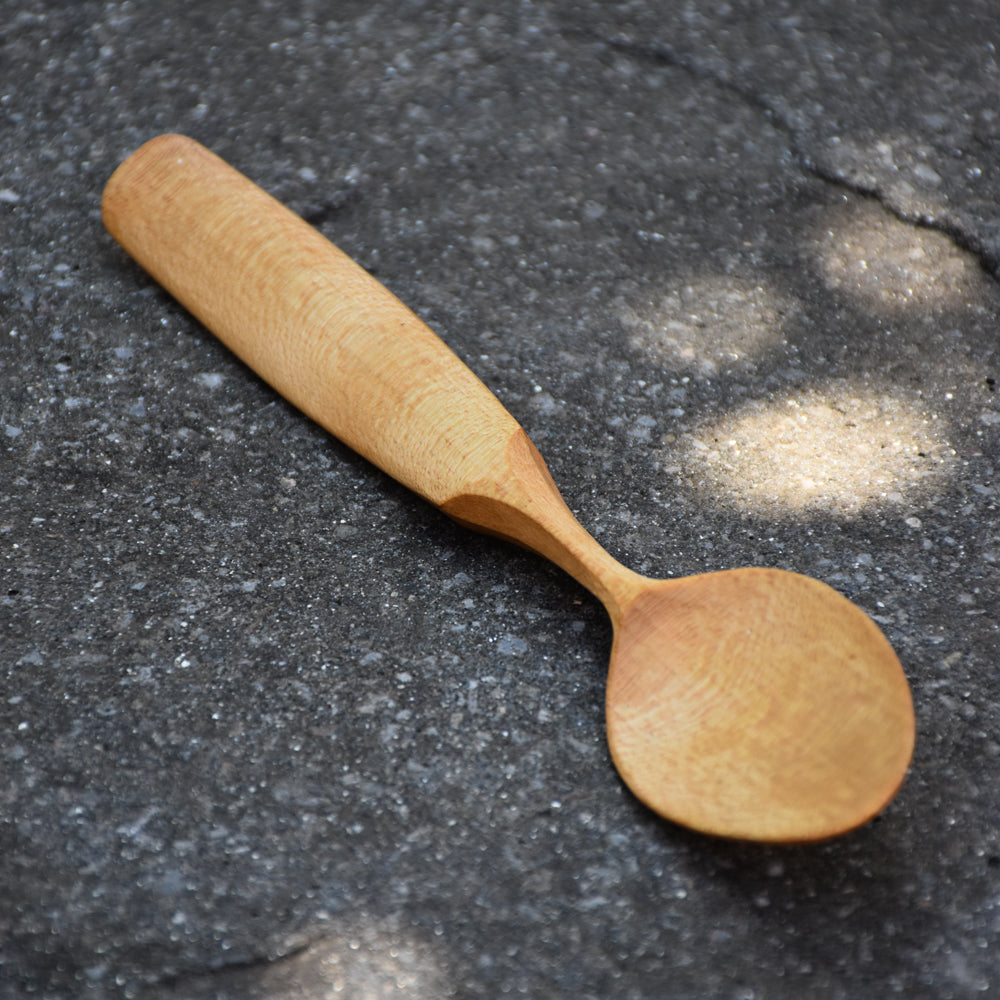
[2,2,998,998]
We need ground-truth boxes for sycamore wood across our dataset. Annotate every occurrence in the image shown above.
[102,134,915,842]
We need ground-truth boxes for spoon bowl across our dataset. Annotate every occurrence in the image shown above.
[102,134,915,842]
[607,569,913,841]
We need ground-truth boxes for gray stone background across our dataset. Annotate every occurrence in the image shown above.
[2,2,998,997]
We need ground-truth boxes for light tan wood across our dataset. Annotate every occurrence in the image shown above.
[102,134,915,842]
[607,570,913,840]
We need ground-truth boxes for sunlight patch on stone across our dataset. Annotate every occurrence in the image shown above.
[811,200,986,315]
[663,381,956,517]
[271,929,448,999]
[621,274,797,375]
[177,924,450,999]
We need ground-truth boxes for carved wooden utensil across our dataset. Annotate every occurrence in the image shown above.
[102,134,914,842]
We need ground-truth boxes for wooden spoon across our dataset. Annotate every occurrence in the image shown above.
[102,134,914,842]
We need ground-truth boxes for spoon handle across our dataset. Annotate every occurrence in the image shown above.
[102,135,634,607]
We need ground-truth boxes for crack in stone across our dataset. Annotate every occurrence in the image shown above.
[800,155,1000,280]
[145,937,316,998]
[596,31,1000,281]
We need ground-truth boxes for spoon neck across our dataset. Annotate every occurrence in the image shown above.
[439,429,645,617]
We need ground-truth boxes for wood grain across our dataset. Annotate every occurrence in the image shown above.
[102,134,637,609]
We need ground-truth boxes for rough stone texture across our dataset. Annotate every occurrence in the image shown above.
[2,2,998,998]
[567,0,1000,274]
